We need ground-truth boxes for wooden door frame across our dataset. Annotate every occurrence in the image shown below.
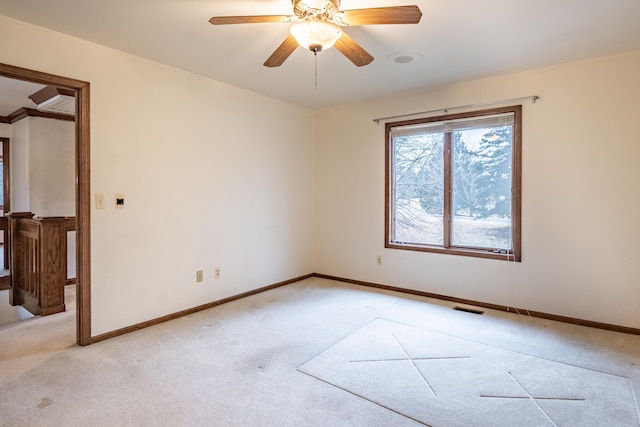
[1,136,9,214]
[1,136,9,275]
[0,62,91,346]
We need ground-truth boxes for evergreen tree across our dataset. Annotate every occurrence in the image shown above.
[475,126,512,218]
[452,132,484,217]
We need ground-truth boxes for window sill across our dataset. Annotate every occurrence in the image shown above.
[386,242,521,262]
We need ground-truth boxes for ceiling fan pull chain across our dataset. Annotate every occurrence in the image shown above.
[314,51,318,90]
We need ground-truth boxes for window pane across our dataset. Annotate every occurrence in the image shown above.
[451,127,512,249]
[392,132,444,245]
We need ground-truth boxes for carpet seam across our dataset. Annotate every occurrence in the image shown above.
[377,318,633,381]
[296,369,432,427]
[628,377,640,425]
[294,316,385,368]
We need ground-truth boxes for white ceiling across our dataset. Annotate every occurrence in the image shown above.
[1,0,640,109]
[0,78,43,116]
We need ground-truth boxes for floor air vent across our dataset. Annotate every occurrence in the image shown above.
[453,306,484,315]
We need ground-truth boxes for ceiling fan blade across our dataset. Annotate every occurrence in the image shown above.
[263,35,299,67]
[334,32,374,67]
[339,5,422,25]
[209,15,291,25]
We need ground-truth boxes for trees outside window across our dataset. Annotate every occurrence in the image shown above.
[385,105,521,261]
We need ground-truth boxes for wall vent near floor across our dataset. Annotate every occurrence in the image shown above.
[453,306,484,315]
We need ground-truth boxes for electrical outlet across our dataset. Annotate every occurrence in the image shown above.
[95,193,105,209]
[214,267,221,279]
[196,270,203,283]
[376,255,382,266]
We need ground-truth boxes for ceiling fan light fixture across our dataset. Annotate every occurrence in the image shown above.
[290,19,343,51]
[211,2,422,67]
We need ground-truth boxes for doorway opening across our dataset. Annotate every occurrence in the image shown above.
[0,63,90,346]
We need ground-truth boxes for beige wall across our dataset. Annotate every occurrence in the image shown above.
[0,123,9,137]
[314,50,640,329]
[8,117,75,215]
[27,117,75,216]
[0,15,316,335]
[8,118,29,211]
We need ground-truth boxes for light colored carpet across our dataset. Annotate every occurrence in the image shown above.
[0,286,75,386]
[299,318,638,426]
[0,277,639,426]
[0,288,35,326]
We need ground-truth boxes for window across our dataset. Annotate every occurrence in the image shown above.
[385,105,521,261]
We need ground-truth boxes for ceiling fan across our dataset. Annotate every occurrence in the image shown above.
[209,0,422,67]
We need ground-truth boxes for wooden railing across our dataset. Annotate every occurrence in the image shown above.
[7,213,75,316]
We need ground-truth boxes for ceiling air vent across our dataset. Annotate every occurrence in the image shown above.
[28,85,75,115]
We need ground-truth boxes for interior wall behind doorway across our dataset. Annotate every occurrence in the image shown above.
[9,116,76,278]
[11,117,75,215]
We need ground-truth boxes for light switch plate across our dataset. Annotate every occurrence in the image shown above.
[115,193,125,209]
[95,193,105,209]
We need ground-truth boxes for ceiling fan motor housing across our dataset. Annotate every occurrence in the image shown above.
[293,0,340,20]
